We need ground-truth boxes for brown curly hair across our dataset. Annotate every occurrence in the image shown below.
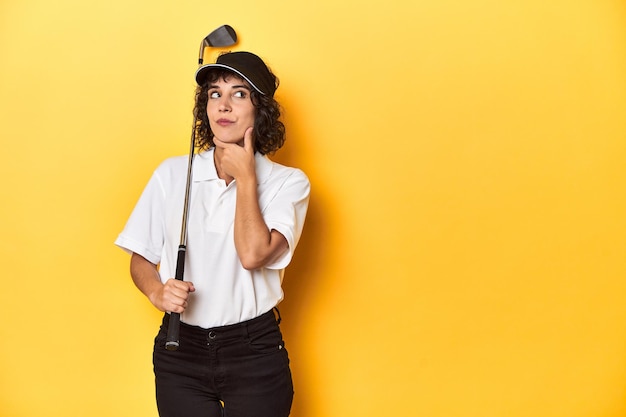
[192,69,285,155]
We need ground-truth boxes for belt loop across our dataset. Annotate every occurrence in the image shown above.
[273,307,282,325]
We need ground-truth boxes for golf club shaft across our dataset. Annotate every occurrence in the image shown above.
[165,117,196,351]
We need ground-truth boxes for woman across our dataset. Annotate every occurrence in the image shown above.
[115,51,310,417]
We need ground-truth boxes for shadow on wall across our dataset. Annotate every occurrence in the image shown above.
[269,89,331,416]
[280,192,326,417]
[273,142,329,416]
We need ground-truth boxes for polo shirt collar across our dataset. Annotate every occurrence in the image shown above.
[192,148,273,184]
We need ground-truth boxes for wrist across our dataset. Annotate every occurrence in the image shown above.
[146,282,164,309]
[236,173,257,188]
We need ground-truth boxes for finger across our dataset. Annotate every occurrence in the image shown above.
[164,280,194,299]
[176,282,195,296]
[173,280,194,290]
[169,301,186,314]
[165,278,187,291]
[244,127,255,153]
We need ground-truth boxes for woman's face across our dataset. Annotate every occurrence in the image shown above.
[206,75,256,145]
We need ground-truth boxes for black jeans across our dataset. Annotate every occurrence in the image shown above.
[153,309,294,417]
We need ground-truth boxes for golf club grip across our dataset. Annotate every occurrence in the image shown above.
[165,245,187,351]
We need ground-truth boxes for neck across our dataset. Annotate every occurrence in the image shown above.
[213,147,234,185]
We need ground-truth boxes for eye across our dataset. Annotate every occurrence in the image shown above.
[209,91,220,99]
[233,90,247,98]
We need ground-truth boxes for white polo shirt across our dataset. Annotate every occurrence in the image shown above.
[115,148,310,328]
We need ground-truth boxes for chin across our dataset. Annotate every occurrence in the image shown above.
[214,136,244,146]
[223,137,244,144]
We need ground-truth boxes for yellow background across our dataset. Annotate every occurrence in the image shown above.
[1,0,626,416]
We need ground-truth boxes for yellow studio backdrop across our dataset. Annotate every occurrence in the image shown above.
[1,0,625,416]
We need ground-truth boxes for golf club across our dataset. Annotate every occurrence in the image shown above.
[165,25,238,351]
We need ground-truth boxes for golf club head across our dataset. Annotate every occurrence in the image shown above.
[198,25,238,64]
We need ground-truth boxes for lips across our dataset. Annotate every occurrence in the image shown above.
[216,118,234,126]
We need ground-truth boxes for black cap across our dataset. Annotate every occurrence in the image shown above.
[195,51,277,97]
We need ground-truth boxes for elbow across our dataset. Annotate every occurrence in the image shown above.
[239,253,265,271]
[236,232,289,270]
[239,246,286,270]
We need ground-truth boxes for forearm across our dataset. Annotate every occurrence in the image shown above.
[234,177,287,269]
[130,253,164,307]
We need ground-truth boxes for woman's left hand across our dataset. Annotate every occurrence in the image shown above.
[213,127,256,182]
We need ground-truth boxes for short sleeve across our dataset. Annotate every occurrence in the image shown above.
[114,170,166,265]
[263,168,311,270]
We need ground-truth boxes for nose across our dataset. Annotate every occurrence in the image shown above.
[218,95,231,111]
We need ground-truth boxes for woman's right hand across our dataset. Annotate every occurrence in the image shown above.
[151,278,196,313]
[130,253,195,313]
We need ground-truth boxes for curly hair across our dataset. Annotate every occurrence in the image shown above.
[193,69,285,155]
